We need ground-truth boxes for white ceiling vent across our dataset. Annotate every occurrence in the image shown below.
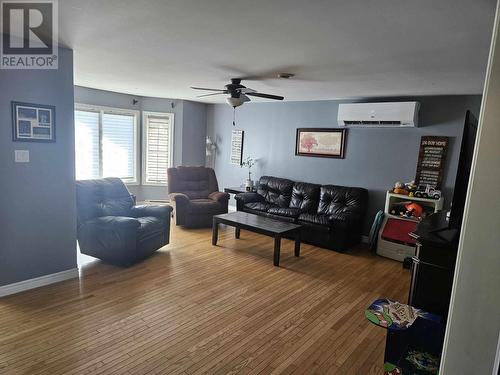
[338,102,420,127]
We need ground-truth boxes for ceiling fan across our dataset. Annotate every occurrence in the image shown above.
[191,78,285,108]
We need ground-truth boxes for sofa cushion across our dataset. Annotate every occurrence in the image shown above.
[267,207,301,219]
[137,216,164,239]
[317,185,368,217]
[188,199,224,215]
[298,213,332,226]
[257,176,294,208]
[244,202,273,212]
[290,182,321,212]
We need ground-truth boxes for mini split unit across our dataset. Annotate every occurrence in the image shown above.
[337,102,420,127]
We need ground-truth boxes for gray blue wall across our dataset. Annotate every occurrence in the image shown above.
[0,48,77,286]
[74,86,208,201]
[207,95,482,234]
[182,101,208,166]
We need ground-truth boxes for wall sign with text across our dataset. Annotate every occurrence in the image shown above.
[230,129,244,165]
[415,136,449,189]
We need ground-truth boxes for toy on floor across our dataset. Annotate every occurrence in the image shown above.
[365,299,445,375]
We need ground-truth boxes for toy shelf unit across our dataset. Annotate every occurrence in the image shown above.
[377,192,444,262]
[384,192,444,222]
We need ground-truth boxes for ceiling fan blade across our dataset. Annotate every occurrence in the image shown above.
[197,92,227,98]
[191,87,225,92]
[237,87,257,94]
[246,92,284,101]
[241,94,251,102]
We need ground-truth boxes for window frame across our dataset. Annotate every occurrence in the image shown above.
[75,103,140,185]
[141,111,175,186]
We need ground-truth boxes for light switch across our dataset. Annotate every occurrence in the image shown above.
[15,150,30,163]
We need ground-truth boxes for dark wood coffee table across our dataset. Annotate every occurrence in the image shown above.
[212,211,301,266]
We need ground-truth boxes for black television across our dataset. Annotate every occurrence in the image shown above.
[448,110,479,230]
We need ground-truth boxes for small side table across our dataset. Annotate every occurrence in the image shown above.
[223,186,256,195]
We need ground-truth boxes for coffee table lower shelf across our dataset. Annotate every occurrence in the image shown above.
[212,212,302,266]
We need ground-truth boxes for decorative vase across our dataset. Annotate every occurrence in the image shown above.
[245,179,254,192]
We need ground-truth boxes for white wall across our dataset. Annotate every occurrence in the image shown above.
[440,2,500,374]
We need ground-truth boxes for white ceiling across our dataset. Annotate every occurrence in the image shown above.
[60,0,497,103]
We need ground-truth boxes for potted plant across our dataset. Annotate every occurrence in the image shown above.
[241,156,256,191]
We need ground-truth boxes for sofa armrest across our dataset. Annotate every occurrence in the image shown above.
[168,193,190,206]
[77,216,140,264]
[168,193,190,225]
[130,204,173,220]
[235,192,265,211]
[234,193,266,211]
[234,192,265,204]
[208,191,230,204]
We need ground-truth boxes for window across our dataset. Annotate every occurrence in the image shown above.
[142,111,174,185]
[75,105,139,183]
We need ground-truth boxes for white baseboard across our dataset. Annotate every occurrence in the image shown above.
[0,268,79,298]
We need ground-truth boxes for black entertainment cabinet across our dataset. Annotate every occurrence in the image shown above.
[409,212,459,318]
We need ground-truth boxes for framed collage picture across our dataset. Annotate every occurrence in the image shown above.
[295,128,346,159]
[12,101,56,142]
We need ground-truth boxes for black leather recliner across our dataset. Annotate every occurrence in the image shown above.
[235,176,368,251]
[76,178,173,266]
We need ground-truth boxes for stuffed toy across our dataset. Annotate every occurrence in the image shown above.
[393,181,409,195]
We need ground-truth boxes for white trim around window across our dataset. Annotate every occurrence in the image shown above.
[142,111,175,186]
[75,103,140,185]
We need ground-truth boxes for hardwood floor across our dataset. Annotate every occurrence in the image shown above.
[0,225,409,374]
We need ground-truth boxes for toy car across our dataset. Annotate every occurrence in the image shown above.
[414,184,442,199]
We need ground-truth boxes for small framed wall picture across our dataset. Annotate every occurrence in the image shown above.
[295,128,346,158]
[12,101,56,142]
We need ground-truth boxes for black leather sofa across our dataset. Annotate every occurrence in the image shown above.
[235,176,368,251]
[76,178,173,266]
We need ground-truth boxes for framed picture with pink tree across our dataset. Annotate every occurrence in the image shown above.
[295,128,346,158]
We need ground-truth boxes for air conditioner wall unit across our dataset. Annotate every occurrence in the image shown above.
[337,102,420,127]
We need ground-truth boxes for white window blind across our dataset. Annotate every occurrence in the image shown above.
[75,110,99,180]
[143,112,174,185]
[75,105,138,183]
[102,113,136,181]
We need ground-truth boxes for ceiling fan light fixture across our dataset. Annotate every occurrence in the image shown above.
[226,97,245,108]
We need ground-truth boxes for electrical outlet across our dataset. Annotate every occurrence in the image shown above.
[14,150,30,163]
